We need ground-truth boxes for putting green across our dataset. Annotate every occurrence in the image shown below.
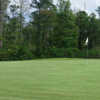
[0,59,100,100]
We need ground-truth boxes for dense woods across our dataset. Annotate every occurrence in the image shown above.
[0,0,100,60]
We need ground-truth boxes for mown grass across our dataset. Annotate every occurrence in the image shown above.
[0,58,100,100]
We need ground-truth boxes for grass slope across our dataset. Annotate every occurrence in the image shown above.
[0,58,100,100]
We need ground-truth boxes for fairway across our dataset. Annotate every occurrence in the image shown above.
[0,59,100,100]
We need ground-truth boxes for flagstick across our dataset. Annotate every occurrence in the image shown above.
[86,38,88,64]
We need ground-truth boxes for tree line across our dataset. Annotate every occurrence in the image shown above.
[0,0,100,60]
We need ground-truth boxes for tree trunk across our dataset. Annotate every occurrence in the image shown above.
[0,0,3,48]
[0,0,8,48]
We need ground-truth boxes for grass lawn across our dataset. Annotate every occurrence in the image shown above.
[0,58,100,100]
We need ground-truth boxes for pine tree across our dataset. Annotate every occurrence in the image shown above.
[0,0,9,48]
[31,0,54,57]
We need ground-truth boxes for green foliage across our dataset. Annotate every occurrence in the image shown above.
[49,47,80,58]
[96,6,100,18]
[0,49,10,60]
[52,0,78,49]
[0,0,100,60]
[76,11,89,49]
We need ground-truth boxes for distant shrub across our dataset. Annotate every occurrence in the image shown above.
[0,47,100,61]
[77,49,100,58]
[9,46,35,60]
[49,48,66,57]
[88,49,100,58]
[66,48,80,57]
[0,49,10,61]
[0,46,35,61]
[49,47,80,58]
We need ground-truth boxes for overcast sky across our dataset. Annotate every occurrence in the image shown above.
[54,0,100,15]
[70,0,99,14]
[11,0,100,15]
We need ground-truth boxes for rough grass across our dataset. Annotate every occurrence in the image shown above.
[0,58,100,100]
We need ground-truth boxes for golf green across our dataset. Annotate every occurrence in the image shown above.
[0,58,100,100]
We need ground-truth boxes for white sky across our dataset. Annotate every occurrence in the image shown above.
[54,0,100,15]
[70,0,99,14]
[10,0,100,15]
